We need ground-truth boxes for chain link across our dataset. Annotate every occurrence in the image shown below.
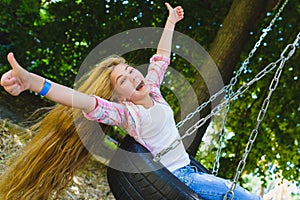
[175,86,229,129]
[171,0,290,175]
[154,31,299,169]
[224,32,299,199]
[213,0,289,176]
[211,103,229,175]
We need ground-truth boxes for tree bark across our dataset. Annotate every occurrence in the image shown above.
[186,0,279,156]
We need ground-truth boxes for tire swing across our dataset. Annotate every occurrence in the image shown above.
[107,2,296,199]
[107,135,210,200]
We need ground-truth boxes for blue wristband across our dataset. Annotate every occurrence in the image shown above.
[39,79,51,96]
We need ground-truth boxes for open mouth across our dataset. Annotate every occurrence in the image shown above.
[135,80,145,91]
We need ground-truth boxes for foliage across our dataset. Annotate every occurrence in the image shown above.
[0,0,299,187]
[197,0,299,186]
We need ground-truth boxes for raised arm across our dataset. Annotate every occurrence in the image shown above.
[156,2,184,57]
[1,53,96,113]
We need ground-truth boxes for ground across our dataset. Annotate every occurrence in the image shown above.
[0,119,115,200]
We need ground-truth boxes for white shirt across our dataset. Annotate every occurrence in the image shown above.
[138,100,190,172]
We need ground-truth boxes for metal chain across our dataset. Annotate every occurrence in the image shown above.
[211,0,289,176]
[156,0,290,162]
[154,32,300,163]
[154,56,278,161]
[223,32,299,200]
[211,103,229,175]
[175,86,229,129]
[175,0,289,131]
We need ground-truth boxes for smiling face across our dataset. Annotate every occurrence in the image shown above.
[110,63,151,104]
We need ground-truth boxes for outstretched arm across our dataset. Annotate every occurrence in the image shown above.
[156,2,184,57]
[1,53,96,113]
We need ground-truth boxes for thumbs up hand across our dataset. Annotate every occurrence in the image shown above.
[1,53,30,96]
[165,2,184,24]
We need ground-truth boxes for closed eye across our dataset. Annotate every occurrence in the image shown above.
[120,78,126,85]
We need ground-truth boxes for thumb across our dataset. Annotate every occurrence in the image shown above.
[7,52,22,71]
[7,52,30,83]
[165,2,173,11]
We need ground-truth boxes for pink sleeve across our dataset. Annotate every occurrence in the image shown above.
[83,96,127,127]
[146,54,170,88]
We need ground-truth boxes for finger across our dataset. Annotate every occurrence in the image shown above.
[175,7,183,14]
[3,84,17,95]
[1,78,17,87]
[179,11,184,18]
[178,9,184,17]
[7,84,20,92]
[7,52,22,71]
[175,6,182,10]
[8,85,21,96]
[0,71,15,86]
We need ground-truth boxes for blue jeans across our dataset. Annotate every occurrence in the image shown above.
[172,165,261,200]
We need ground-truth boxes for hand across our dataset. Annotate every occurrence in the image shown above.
[0,53,30,96]
[165,2,184,24]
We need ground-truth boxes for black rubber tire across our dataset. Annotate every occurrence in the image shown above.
[107,135,211,200]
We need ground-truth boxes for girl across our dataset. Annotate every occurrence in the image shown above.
[0,2,263,200]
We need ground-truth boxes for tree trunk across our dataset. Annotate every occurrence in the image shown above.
[186,0,279,156]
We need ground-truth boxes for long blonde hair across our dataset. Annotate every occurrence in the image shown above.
[0,56,126,200]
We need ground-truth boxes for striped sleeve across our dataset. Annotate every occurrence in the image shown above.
[146,54,170,88]
[83,96,127,127]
